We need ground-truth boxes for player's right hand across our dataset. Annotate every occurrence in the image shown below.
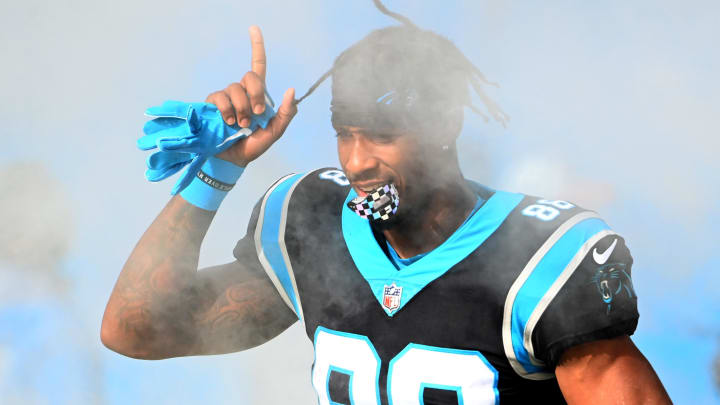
[209,25,297,167]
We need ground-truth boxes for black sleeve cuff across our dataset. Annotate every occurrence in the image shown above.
[544,317,639,367]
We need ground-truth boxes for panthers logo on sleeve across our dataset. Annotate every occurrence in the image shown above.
[590,238,636,313]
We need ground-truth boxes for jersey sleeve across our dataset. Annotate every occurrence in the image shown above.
[531,233,638,367]
[232,172,311,321]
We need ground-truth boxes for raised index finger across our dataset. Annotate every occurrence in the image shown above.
[249,25,266,83]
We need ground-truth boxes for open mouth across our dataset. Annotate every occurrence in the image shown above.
[600,280,612,303]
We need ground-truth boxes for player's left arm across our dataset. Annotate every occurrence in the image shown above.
[555,335,671,404]
[523,228,671,403]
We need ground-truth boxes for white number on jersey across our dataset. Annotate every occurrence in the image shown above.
[312,328,381,405]
[319,169,350,186]
[312,327,499,405]
[522,199,574,221]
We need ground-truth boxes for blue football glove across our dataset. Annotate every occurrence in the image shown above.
[138,92,275,194]
[144,150,195,182]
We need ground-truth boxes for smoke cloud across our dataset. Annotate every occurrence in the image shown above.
[0,162,72,269]
[1,0,718,403]
[0,162,74,301]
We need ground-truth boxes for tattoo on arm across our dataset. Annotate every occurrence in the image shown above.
[105,197,215,357]
[103,196,294,358]
[194,277,296,354]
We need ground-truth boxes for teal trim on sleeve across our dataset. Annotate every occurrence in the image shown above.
[259,173,306,317]
[509,217,610,374]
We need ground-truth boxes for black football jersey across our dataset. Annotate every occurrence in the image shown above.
[233,168,639,405]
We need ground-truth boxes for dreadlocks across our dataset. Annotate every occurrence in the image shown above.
[294,0,508,130]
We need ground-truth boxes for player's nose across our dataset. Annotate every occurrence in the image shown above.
[341,135,380,178]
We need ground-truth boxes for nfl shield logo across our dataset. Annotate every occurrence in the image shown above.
[383,283,403,312]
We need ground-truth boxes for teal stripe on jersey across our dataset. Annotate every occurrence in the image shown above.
[260,173,305,316]
[510,217,610,373]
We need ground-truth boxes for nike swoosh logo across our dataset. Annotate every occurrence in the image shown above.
[593,238,618,265]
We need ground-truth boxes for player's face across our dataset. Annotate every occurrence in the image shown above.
[336,125,440,214]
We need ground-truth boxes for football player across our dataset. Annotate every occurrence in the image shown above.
[101,4,671,404]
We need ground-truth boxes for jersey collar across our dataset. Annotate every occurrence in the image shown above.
[342,187,524,316]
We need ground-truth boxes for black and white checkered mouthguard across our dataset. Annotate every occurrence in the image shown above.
[347,184,400,222]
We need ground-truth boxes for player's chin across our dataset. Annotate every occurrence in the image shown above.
[370,214,401,231]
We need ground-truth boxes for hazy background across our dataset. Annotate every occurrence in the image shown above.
[1,0,719,403]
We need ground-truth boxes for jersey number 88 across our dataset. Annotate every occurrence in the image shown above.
[521,199,574,222]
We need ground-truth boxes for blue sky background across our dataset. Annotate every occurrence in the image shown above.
[1,0,719,403]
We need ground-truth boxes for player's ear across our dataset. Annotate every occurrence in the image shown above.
[434,107,464,147]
